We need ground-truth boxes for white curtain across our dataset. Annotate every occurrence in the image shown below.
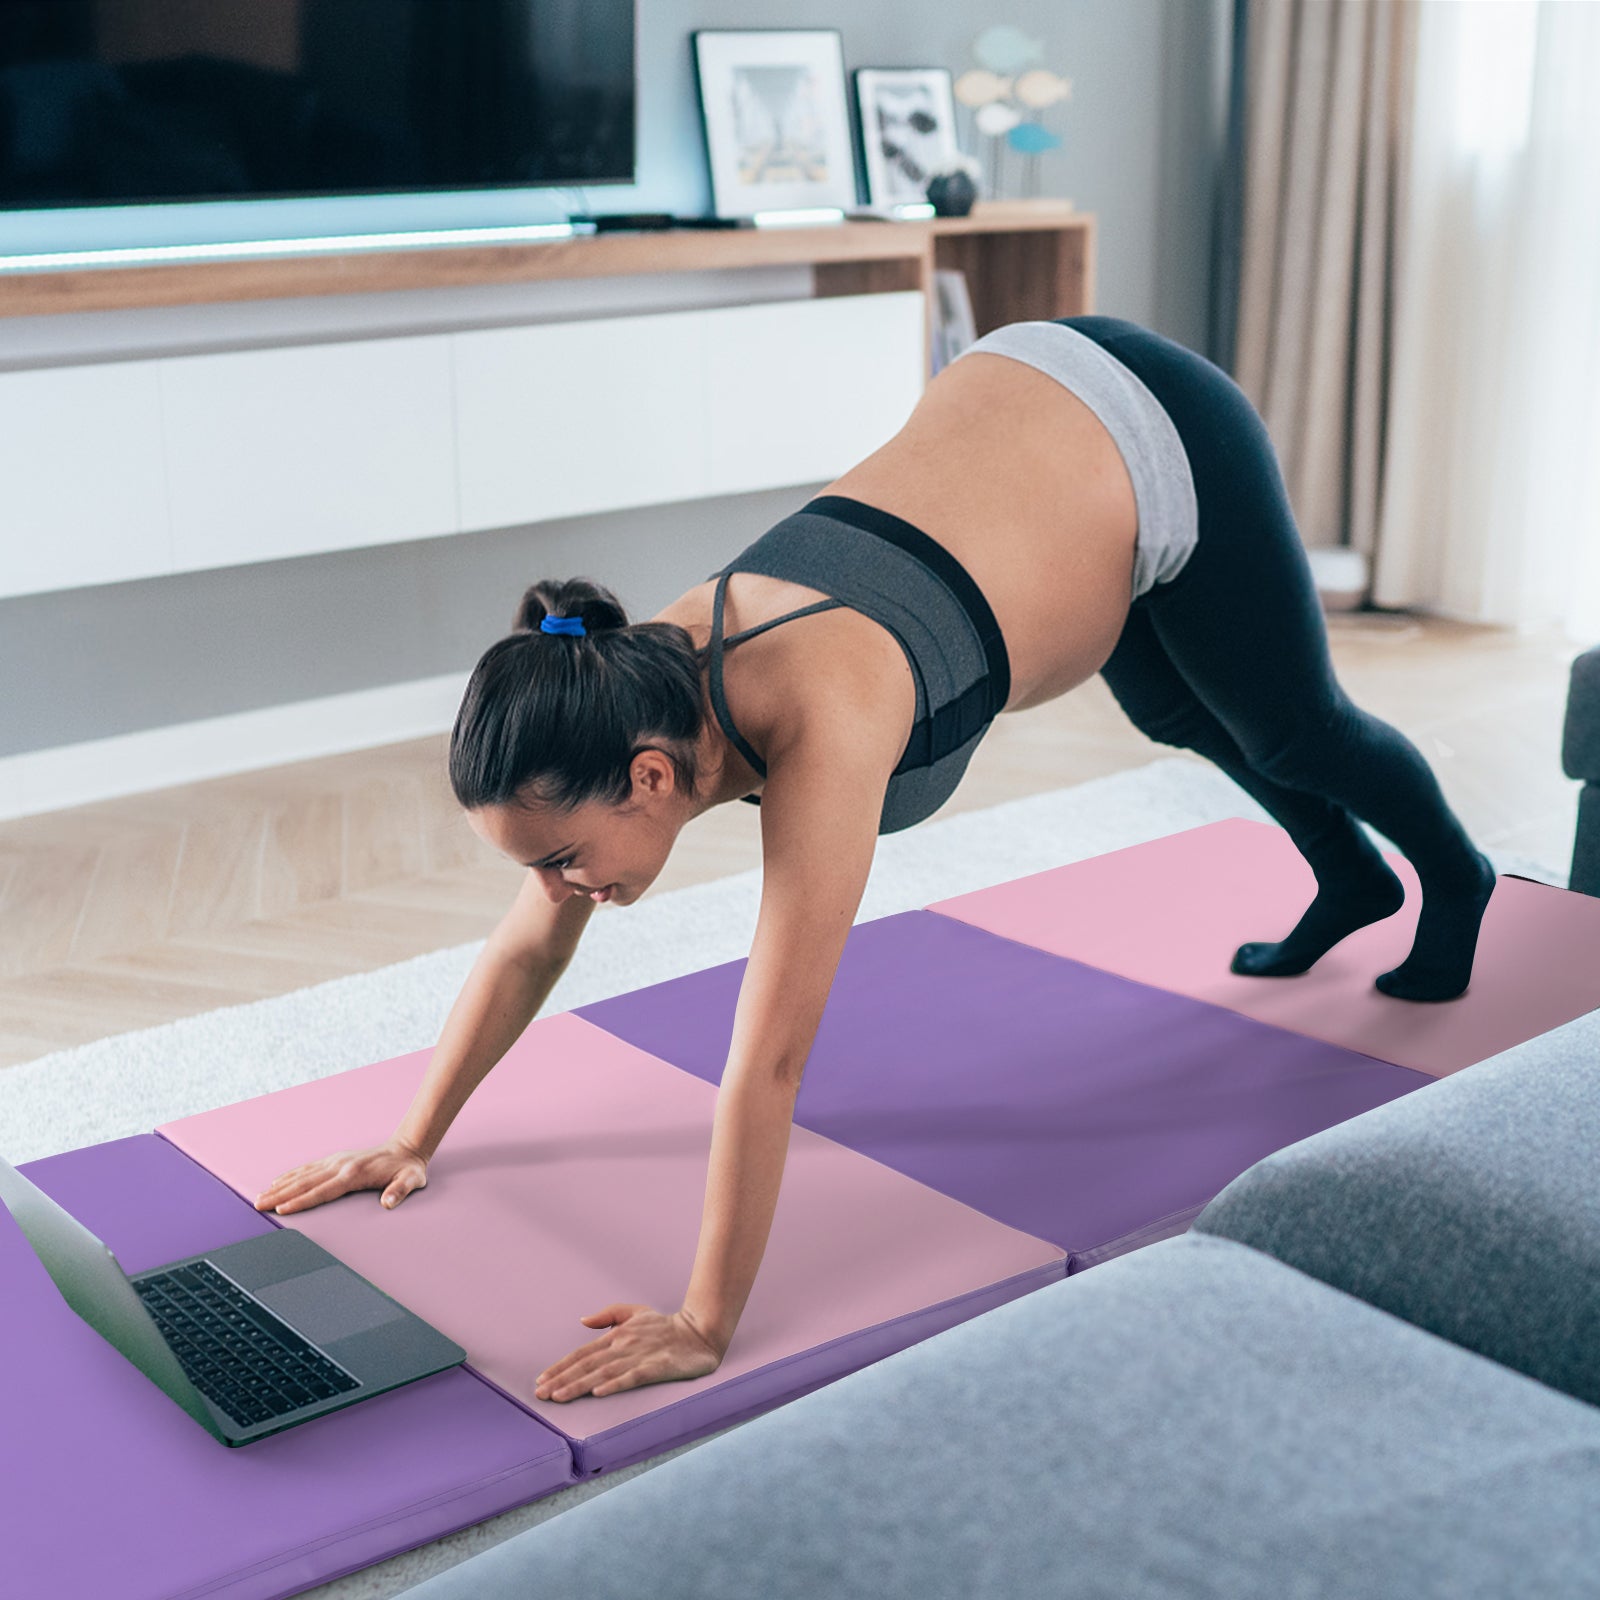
[1374,0,1600,642]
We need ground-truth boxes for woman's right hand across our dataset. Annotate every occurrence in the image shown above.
[253,1136,429,1215]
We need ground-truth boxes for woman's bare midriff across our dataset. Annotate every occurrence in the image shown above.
[655,350,1141,780]
[825,352,1140,710]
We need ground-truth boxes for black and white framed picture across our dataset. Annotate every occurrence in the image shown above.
[853,67,961,207]
[691,30,858,218]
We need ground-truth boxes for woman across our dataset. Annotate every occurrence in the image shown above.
[253,315,1496,1403]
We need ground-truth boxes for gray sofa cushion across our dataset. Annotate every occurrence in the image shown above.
[1196,1009,1600,1406]
[1565,645,1600,893]
[1563,644,1600,782]
[395,1233,1600,1600]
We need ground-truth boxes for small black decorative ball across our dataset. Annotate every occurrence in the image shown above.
[926,170,978,218]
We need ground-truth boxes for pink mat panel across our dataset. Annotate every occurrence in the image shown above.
[159,1012,1065,1474]
[929,819,1600,1078]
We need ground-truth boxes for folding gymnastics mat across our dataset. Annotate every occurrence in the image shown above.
[578,909,1431,1268]
[930,819,1600,1078]
[2,1135,572,1600]
[159,1011,1067,1477]
[16,813,1587,1599]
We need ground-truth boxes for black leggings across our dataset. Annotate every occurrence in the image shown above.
[1059,315,1482,894]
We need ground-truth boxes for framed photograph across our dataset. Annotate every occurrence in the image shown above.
[854,68,961,208]
[692,30,858,219]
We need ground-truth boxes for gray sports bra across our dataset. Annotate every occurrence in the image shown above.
[704,494,1011,836]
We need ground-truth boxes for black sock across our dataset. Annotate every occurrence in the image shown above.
[1231,857,1407,978]
[1374,850,1497,1002]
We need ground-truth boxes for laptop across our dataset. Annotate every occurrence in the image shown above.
[0,1151,466,1447]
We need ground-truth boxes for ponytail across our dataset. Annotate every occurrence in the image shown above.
[449,579,707,811]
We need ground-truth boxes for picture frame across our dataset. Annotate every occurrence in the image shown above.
[853,67,961,208]
[691,29,859,219]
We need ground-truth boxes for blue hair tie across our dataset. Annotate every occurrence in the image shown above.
[540,614,586,637]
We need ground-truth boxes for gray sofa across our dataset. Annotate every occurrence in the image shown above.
[388,657,1600,1600]
[391,1009,1600,1600]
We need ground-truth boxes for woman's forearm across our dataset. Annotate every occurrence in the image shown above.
[679,1066,803,1356]
[393,944,569,1162]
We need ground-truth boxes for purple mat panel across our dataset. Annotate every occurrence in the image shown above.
[2,1136,574,1600]
[578,911,1434,1268]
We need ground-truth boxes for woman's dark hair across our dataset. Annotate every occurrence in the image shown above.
[449,578,708,812]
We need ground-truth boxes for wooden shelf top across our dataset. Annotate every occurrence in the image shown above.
[0,200,1091,319]
[924,200,1083,234]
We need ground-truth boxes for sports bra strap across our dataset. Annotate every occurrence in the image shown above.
[707,570,845,780]
[723,599,843,647]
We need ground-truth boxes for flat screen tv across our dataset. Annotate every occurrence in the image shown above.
[0,0,636,210]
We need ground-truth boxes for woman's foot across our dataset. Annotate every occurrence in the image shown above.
[1374,850,1497,1002]
[1232,859,1407,978]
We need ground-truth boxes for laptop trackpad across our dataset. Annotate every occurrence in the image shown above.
[255,1266,405,1344]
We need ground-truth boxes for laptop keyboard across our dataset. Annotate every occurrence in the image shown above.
[135,1259,360,1428]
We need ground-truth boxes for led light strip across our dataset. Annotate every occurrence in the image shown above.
[0,221,576,274]
[751,207,848,229]
[1,208,943,270]
[751,203,934,227]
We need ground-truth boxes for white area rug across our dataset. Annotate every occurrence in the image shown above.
[2,756,1566,1599]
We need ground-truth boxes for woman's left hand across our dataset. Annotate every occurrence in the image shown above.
[534,1304,725,1402]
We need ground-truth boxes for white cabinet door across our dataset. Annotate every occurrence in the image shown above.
[0,362,171,599]
[454,294,925,535]
[0,293,927,600]
[162,335,457,572]
[453,311,709,532]
[703,293,925,498]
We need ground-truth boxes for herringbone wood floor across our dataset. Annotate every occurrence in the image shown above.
[0,614,1584,1069]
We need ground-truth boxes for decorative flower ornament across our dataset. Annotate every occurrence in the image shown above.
[973,25,1044,75]
[1007,123,1061,156]
[954,27,1072,198]
[1014,69,1072,110]
[975,102,1022,138]
[953,68,1011,108]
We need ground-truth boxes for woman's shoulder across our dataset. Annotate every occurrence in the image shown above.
[652,580,716,645]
